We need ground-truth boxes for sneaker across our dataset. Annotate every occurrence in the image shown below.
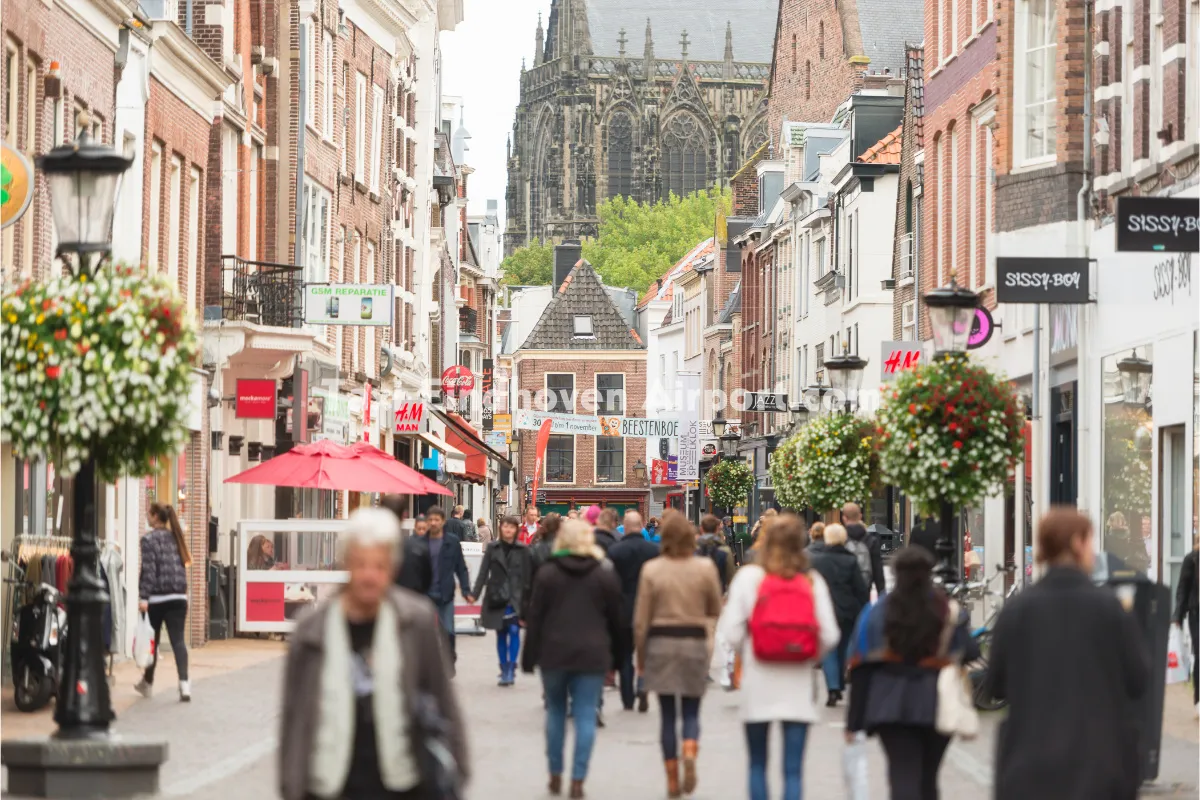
[596,710,605,728]
[179,680,191,702]
[134,679,153,698]
[637,691,649,713]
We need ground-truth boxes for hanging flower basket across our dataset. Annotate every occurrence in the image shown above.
[876,356,1025,516]
[706,458,755,510]
[770,413,879,514]
[1,265,200,481]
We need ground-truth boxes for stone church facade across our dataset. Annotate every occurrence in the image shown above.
[504,0,777,254]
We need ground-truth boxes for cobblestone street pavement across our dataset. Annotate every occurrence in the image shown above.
[5,635,1197,799]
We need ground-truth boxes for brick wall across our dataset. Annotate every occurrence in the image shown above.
[2,4,116,282]
[891,47,923,340]
[514,356,649,490]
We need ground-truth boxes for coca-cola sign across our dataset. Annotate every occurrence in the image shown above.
[440,365,475,397]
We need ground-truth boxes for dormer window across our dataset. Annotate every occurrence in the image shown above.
[573,315,594,337]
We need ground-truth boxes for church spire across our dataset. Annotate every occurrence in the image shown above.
[643,17,654,79]
[679,29,690,62]
[723,21,734,78]
[534,12,544,67]
[617,27,627,59]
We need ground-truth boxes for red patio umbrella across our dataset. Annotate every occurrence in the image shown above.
[347,441,453,496]
[225,439,451,495]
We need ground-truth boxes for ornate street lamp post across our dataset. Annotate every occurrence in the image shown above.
[923,278,980,586]
[719,427,741,458]
[824,353,869,413]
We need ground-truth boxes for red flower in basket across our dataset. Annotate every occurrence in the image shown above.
[46,366,61,379]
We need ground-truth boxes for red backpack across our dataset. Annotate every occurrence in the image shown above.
[748,572,819,663]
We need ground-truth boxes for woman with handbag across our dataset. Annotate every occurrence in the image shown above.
[845,546,979,800]
[471,515,532,687]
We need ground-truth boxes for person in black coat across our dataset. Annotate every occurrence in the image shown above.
[987,507,1149,800]
[522,520,623,798]
[608,511,661,711]
[472,516,533,687]
[1173,536,1199,710]
[381,497,433,596]
[842,502,886,595]
[422,507,474,667]
[593,507,620,555]
[808,523,869,706]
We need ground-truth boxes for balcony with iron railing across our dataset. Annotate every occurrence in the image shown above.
[899,232,917,282]
[459,306,478,336]
[220,255,304,328]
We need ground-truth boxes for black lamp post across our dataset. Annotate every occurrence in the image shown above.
[719,427,741,458]
[803,380,830,415]
[824,353,869,412]
[711,412,729,438]
[922,278,980,587]
[36,115,132,738]
[1116,349,1152,407]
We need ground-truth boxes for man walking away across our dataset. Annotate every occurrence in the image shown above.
[697,515,734,593]
[593,508,619,556]
[841,503,885,596]
[423,508,474,671]
[608,510,660,712]
[1174,535,1199,715]
[445,505,471,542]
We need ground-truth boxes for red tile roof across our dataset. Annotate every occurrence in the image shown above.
[637,238,715,309]
[859,125,903,165]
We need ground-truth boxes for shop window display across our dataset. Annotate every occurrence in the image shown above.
[1100,347,1154,576]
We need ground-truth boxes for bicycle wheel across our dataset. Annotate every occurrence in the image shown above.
[969,630,1008,712]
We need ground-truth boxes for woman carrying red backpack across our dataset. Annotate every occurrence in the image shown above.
[716,514,840,800]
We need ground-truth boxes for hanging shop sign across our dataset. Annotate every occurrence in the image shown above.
[481,359,494,431]
[493,413,512,434]
[1115,196,1200,253]
[996,257,1092,304]
[441,365,475,397]
[967,307,995,350]
[303,284,395,326]
[513,409,679,438]
[677,373,701,482]
[393,398,428,434]
[1,142,35,229]
[745,392,789,412]
[236,379,277,419]
[880,341,923,382]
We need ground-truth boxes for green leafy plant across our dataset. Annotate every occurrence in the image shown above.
[706,458,755,510]
[876,356,1025,515]
[1,264,200,480]
[770,413,879,513]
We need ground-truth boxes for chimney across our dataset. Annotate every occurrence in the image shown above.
[862,71,892,92]
[554,240,582,292]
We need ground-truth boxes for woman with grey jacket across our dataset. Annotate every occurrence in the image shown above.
[135,503,193,702]
[280,508,468,800]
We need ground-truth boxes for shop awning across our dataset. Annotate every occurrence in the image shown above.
[434,409,512,485]
[413,430,467,475]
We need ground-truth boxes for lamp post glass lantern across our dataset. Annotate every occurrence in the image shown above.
[633,459,647,480]
[720,429,740,458]
[924,278,979,357]
[1116,349,1152,406]
[711,414,728,438]
[824,353,868,410]
[39,115,133,739]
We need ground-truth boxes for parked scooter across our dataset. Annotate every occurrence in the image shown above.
[9,582,67,712]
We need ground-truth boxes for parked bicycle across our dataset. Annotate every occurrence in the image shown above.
[950,563,1020,711]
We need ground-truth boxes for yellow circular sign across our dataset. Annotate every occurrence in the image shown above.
[1,141,35,230]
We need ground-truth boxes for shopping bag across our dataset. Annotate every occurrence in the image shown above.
[1166,625,1189,684]
[842,733,870,800]
[133,613,155,669]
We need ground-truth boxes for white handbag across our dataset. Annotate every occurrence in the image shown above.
[933,600,980,739]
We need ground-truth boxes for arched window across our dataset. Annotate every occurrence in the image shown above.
[805,61,811,100]
[607,112,634,198]
[661,113,710,199]
[819,23,825,60]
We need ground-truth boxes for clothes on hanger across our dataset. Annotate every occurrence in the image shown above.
[100,544,126,656]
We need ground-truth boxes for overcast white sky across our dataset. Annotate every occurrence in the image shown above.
[440,0,553,225]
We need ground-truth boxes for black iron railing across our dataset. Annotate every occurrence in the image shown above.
[459,306,478,335]
[220,256,303,328]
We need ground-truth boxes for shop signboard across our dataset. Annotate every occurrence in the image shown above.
[1,142,34,229]
[514,409,680,438]
[996,257,1091,304]
[1115,196,1200,253]
[484,431,507,450]
[880,341,923,383]
[677,373,701,481]
[745,392,789,412]
[481,359,494,430]
[968,307,995,350]
[312,389,350,444]
[393,397,427,434]
[493,413,512,434]
[236,379,277,419]
[441,365,475,397]
[303,284,394,326]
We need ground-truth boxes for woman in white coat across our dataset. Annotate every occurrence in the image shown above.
[717,514,840,800]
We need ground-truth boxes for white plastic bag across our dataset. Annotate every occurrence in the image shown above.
[842,732,869,800]
[133,613,155,669]
[1166,625,1190,684]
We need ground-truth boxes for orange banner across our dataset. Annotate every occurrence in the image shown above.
[531,418,553,511]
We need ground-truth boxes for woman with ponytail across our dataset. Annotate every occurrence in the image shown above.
[845,546,979,800]
[136,503,194,702]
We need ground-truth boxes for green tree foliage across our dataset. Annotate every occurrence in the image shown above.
[500,189,730,293]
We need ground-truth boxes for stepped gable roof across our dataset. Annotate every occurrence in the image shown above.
[859,125,903,164]
[521,260,645,351]
[586,0,777,63]
[637,238,715,309]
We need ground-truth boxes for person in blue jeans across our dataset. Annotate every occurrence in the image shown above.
[806,524,869,707]
[421,507,473,672]
[471,516,532,686]
[522,520,623,799]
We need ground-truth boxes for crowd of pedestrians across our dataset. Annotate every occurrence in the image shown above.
[267,498,1175,800]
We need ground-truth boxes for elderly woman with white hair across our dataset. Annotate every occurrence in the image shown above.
[279,507,468,800]
[807,523,870,707]
[521,519,623,799]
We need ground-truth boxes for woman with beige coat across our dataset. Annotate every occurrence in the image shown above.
[634,511,723,798]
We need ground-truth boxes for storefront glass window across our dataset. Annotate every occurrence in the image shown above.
[1100,347,1154,576]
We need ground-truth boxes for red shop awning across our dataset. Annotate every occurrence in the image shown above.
[441,413,490,484]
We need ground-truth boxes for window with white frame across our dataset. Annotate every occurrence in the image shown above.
[546,373,575,413]
[1149,0,1164,162]
[341,63,349,175]
[148,143,162,271]
[573,314,594,337]
[303,180,331,285]
[596,373,625,414]
[306,23,316,126]
[596,437,624,483]
[355,72,367,182]
[187,166,200,314]
[815,237,826,277]
[546,435,575,482]
[1016,0,1057,163]
[902,300,916,340]
[323,33,333,137]
[167,156,182,288]
[370,84,384,193]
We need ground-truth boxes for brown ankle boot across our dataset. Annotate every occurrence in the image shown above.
[569,778,585,798]
[664,758,681,798]
[548,775,562,795]
[681,740,699,795]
